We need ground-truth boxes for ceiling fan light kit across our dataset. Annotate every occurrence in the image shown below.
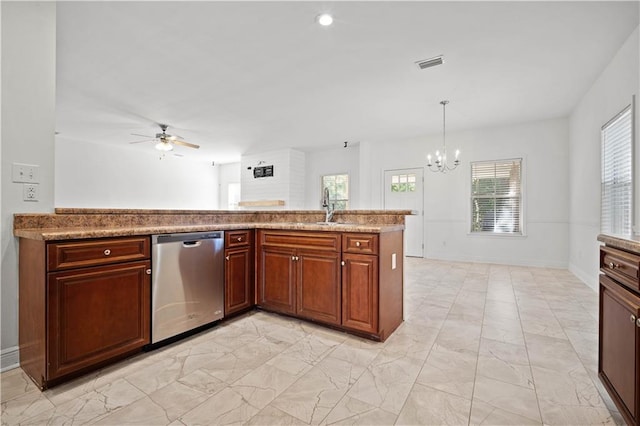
[129,123,200,153]
[155,141,173,152]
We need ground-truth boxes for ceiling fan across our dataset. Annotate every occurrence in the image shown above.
[129,124,200,151]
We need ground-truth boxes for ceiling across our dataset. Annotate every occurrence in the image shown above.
[55,1,639,163]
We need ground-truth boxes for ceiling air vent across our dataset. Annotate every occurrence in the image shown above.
[415,55,444,70]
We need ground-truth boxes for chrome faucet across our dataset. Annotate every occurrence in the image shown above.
[322,187,334,223]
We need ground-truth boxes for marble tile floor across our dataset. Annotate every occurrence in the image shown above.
[1,258,623,425]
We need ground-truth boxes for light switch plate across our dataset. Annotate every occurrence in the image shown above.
[12,163,39,183]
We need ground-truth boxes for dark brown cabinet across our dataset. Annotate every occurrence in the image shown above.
[599,243,640,426]
[224,230,254,316]
[19,236,151,389]
[257,230,342,325]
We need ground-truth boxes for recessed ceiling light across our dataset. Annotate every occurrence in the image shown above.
[316,13,333,26]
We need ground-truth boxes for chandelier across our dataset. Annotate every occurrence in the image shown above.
[427,100,460,173]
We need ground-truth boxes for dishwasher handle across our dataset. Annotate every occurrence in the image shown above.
[182,241,202,248]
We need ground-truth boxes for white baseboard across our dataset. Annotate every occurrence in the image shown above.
[569,262,598,292]
[1,346,20,372]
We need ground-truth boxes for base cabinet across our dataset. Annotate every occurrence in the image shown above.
[19,237,151,389]
[224,230,255,316]
[257,232,341,324]
[599,242,640,426]
[258,230,403,340]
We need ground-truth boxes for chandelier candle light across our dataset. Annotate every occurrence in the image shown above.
[427,100,460,172]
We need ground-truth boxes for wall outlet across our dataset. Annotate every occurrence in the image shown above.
[12,163,39,183]
[23,184,38,201]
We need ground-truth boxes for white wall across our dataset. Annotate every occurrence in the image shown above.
[240,148,305,209]
[304,145,360,209]
[363,117,570,268]
[569,27,639,290]
[218,162,241,209]
[1,2,56,370]
[55,138,219,209]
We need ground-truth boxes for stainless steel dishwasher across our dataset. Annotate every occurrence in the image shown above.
[151,231,224,344]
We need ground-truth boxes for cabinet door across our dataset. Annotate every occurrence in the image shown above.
[599,274,640,424]
[258,246,296,314]
[47,261,150,380]
[296,250,341,325]
[342,253,378,334]
[225,247,254,316]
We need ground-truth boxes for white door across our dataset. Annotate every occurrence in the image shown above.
[384,168,424,257]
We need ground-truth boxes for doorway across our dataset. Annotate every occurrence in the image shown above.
[383,168,424,257]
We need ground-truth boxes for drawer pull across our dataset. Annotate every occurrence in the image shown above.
[356,241,361,247]
[225,255,230,261]
[631,314,637,323]
[145,269,151,275]
[237,237,243,242]
[103,249,111,256]
[341,261,345,266]
[608,262,620,269]
[637,318,640,328]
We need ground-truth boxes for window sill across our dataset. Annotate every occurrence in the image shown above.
[467,232,527,238]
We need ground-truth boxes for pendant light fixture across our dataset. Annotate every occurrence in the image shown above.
[427,100,460,173]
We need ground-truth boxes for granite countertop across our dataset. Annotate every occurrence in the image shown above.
[598,234,640,254]
[15,222,405,241]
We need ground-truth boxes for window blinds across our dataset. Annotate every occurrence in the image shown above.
[601,106,633,235]
[471,159,522,234]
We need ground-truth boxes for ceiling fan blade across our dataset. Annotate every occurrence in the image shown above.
[131,133,154,138]
[172,140,200,149]
[129,139,154,144]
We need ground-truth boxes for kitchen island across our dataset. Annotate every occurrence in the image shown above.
[14,208,408,389]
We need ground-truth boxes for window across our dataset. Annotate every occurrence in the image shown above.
[390,173,417,192]
[471,159,522,234]
[601,105,633,235]
[321,174,349,210]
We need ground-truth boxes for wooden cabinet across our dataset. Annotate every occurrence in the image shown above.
[257,230,404,340]
[341,232,403,340]
[599,244,640,426]
[224,230,254,316]
[257,230,342,325]
[19,237,151,389]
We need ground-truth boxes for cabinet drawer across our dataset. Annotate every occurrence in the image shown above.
[259,230,340,252]
[601,246,640,293]
[226,230,252,248]
[48,237,150,271]
[342,233,379,255]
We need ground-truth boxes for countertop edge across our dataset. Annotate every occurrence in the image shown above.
[598,233,640,253]
[15,223,405,241]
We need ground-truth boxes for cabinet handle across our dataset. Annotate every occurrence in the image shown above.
[637,318,640,328]
[237,237,243,242]
[631,314,637,323]
[295,256,299,261]
[104,249,111,256]
[292,256,296,261]
[225,255,230,261]
[341,261,345,266]
[356,241,361,247]
[608,262,620,269]
[145,269,151,275]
